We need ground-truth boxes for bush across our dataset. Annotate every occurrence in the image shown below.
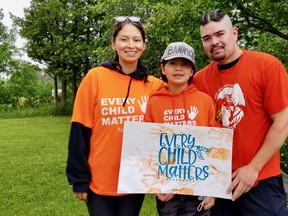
[53,103,73,116]
[0,103,72,119]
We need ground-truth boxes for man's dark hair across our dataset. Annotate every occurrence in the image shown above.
[200,9,228,26]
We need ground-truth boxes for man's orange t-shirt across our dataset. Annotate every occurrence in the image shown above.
[193,50,288,182]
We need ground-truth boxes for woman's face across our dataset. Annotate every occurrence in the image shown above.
[112,23,146,66]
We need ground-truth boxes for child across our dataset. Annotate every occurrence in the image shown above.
[144,42,216,216]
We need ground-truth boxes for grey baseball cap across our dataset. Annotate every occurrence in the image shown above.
[161,42,195,67]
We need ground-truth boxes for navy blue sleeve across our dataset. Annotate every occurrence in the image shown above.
[66,122,92,192]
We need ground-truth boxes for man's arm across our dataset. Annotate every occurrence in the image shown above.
[227,106,288,201]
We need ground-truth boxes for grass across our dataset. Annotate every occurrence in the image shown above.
[0,116,157,216]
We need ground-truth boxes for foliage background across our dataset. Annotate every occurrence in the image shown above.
[10,0,288,102]
[0,0,287,106]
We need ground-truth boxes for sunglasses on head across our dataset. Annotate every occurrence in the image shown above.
[115,16,141,23]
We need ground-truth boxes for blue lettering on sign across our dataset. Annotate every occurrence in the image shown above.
[160,132,196,148]
[158,132,211,182]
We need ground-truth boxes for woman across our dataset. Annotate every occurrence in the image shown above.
[66,16,164,216]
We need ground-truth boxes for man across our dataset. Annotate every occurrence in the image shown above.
[193,9,288,216]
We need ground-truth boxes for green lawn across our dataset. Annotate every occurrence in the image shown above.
[0,116,157,215]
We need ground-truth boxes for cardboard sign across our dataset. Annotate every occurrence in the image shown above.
[118,122,233,199]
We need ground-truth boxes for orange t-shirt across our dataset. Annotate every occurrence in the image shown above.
[144,83,216,127]
[193,50,288,181]
[71,66,164,195]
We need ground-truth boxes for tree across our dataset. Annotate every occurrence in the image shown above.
[0,8,18,74]
[6,61,52,107]
[16,0,287,109]
[18,0,106,105]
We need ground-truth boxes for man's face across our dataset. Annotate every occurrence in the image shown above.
[200,16,238,65]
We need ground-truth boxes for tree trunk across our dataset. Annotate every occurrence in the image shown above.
[72,69,77,104]
[61,79,67,107]
[53,76,58,104]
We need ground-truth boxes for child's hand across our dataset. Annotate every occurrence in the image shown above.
[203,196,215,210]
[156,193,174,202]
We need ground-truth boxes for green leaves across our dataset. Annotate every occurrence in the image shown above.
[0,9,18,74]
[11,0,287,105]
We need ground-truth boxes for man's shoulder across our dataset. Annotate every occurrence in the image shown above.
[244,50,278,61]
[243,50,285,70]
[195,63,215,77]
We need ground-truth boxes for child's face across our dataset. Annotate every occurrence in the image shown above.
[161,58,193,91]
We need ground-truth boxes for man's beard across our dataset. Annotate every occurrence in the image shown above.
[211,52,226,62]
[210,45,226,62]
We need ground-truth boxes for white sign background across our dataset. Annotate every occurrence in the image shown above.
[118,122,233,199]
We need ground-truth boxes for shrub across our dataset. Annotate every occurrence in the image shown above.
[0,103,72,119]
[281,138,288,174]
